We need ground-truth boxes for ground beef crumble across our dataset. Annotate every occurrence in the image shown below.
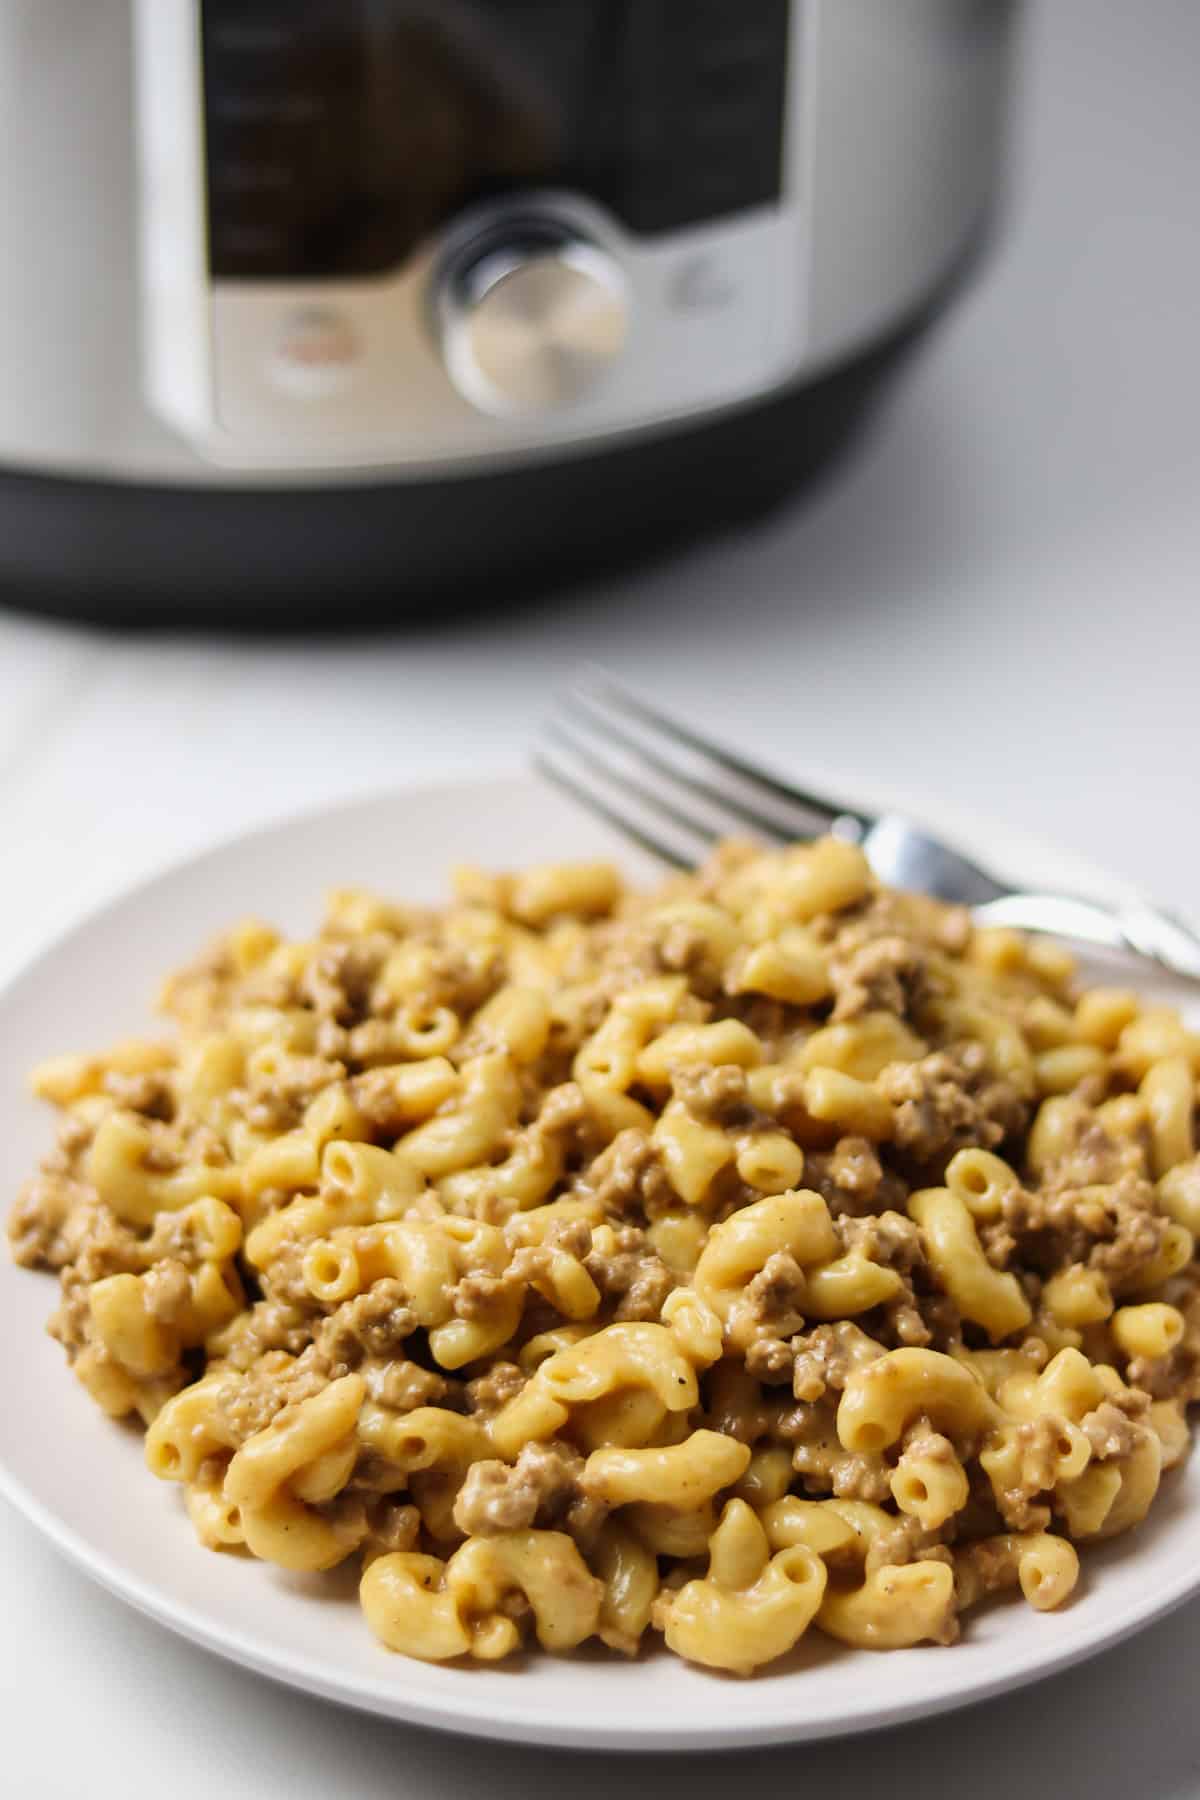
[790,1322,886,1404]
[803,1136,908,1219]
[672,1064,755,1128]
[8,1178,106,1271]
[997,1175,1166,1285]
[452,1441,588,1537]
[582,1226,676,1322]
[830,935,930,1023]
[465,1362,526,1417]
[363,1358,455,1413]
[879,1045,1029,1166]
[739,1250,807,1342]
[578,1129,676,1219]
[317,1279,416,1369]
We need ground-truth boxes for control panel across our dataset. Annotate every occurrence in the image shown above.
[137,0,811,468]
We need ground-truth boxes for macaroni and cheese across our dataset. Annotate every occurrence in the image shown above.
[9,838,1200,1673]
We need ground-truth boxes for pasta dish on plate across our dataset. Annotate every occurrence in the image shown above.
[8,836,1200,1674]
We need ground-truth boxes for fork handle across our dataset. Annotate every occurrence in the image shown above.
[973,894,1200,985]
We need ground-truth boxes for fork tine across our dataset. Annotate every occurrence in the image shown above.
[532,749,697,869]
[543,720,729,851]
[576,670,872,837]
[564,689,796,846]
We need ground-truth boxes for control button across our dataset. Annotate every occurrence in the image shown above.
[436,223,629,418]
[668,254,739,315]
[270,306,361,398]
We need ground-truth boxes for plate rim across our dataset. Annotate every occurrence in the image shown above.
[0,769,1195,1751]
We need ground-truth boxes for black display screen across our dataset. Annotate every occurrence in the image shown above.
[202,0,791,279]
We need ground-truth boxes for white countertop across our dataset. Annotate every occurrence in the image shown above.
[3,3,1199,1794]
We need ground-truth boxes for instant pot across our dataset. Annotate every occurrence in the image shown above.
[0,1,1020,624]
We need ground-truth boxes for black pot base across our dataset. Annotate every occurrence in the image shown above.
[0,308,932,630]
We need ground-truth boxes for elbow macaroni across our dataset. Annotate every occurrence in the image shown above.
[10,840,1200,1675]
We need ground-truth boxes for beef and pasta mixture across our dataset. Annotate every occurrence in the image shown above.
[9,838,1200,1672]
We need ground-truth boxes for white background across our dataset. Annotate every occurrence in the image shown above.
[2,2,1199,1793]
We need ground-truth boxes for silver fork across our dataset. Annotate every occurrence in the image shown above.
[534,674,1200,986]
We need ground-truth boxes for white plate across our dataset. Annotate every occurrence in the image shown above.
[1,773,1197,1752]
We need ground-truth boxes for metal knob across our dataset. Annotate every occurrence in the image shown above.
[437,223,630,418]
